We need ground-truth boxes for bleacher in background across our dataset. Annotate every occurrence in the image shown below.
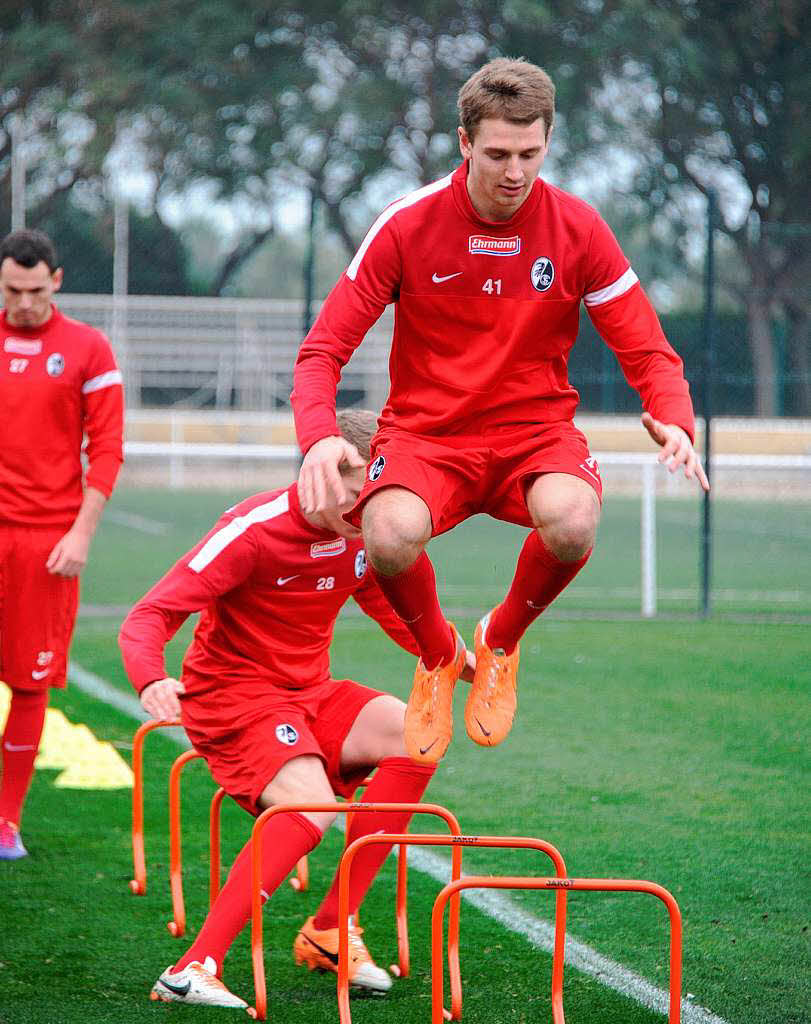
[59,293,393,413]
[59,292,809,500]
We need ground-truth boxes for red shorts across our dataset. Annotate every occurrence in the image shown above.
[0,524,79,691]
[346,422,602,536]
[180,674,386,815]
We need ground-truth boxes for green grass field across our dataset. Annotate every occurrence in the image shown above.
[1,487,809,1024]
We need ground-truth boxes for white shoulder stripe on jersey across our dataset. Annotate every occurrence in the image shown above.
[346,172,455,281]
[583,266,639,307]
[82,369,123,394]
[188,491,290,573]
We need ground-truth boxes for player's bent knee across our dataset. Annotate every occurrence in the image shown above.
[362,493,431,576]
[538,503,599,562]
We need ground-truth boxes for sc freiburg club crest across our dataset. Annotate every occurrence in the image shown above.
[368,455,386,481]
[530,257,555,292]
[275,724,299,746]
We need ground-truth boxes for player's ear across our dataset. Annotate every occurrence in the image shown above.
[458,126,472,159]
[51,267,64,292]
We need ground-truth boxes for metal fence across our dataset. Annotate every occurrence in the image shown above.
[58,292,808,419]
[58,293,393,412]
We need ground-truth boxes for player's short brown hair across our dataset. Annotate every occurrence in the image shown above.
[458,57,555,141]
[0,229,59,272]
[337,408,378,465]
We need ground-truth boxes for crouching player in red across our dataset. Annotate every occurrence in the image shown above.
[119,409,472,1009]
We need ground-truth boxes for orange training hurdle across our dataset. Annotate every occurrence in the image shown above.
[336,832,681,1024]
[247,802,464,1022]
[131,722,372,940]
[432,873,682,1024]
[128,718,182,895]
[337,833,568,1024]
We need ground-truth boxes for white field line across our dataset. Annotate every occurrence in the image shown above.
[105,508,170,535]
[68,661,188,748]
[67,661,730,1024]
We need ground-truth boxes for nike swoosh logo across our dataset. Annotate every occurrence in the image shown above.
[475,719,491,737]
[419,738,439,756]
[31,669,50,680]
[158,977,191,997]
[4,741,37,752]
[301,934,339,966]
[276,575,300,586]
[432,272,462,283]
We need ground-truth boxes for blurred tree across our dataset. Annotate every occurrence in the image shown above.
[564,0,810,415]
[38,196,112,293]
[122,1,611,292]
[4,2,807,413]
[38,193,191,294]
[126,209,191,294]
[1,1,108,229]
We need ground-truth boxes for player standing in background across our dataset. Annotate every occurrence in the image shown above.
[0,229,124,860]
[119,410,473,1009]
[293,57,709,767]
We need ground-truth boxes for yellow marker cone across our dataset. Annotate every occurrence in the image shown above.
[1,681,133,789]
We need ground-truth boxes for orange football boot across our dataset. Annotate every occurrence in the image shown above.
[464,611,519,747]
[403,625,466,764]
[293,915,392,992]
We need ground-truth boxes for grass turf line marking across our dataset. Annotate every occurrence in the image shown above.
[67,660,189,749]
[105,508,170,535]
[67,660,730,1024]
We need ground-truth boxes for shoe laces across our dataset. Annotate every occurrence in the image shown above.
[347,924,372,963]
[188,962,228,990]
[415,663,445,709]
[482,648,510,699]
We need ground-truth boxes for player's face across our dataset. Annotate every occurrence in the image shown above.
[0,258,63,328]
[319,465,366,539]
[458,117,551,222]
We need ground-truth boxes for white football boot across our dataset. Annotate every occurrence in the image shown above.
[151,957,248,1008]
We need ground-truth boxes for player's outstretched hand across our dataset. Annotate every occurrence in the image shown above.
[641,412,710,491]
[140,677,185,721]
[298,435,366,513]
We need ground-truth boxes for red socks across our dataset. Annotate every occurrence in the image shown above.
[313,757,436,929]
[487,531,591,654]
[371,552,454,669]
[0,689,49,826]
[175,811,322,973]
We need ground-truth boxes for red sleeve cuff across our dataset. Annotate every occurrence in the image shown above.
[86,452,123,498]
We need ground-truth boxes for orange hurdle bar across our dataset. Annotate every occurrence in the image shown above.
[432,874,682,1024]
[164,781,235,936]
[337,833,568,1024]
[209,787,228,906]
[248,802,463,1022]
[129,718,182,895]
[167,749,204,937]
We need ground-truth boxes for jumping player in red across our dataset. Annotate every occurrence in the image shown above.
[119,410,471,1009]
[293,58,709,766]
[0,229,124,860]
